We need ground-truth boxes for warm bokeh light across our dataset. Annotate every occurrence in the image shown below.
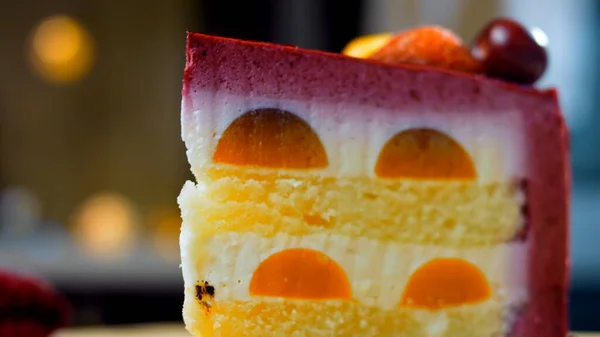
[72,192,138,259]
[149,206,182,262]
[29,15,94,84]
[249,248,352,300]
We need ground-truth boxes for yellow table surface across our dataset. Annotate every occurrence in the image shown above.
[55,324,595,336]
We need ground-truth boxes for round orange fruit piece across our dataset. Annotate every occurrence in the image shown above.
[400,257,491,310]
[249,248,352,300]
[369,26,482,74]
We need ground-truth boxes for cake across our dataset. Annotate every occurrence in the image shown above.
[178,19,569,337]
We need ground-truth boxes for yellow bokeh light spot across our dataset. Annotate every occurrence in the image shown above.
[30,15,94,84]
[149,207,182,262]
[73,193,138,259]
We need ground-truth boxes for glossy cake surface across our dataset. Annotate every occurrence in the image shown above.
[179,32,569,337]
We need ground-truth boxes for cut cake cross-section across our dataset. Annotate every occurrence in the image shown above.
[178,31,569,337]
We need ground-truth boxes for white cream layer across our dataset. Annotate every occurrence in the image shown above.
[182,92,527,183]
[181,231,528,310]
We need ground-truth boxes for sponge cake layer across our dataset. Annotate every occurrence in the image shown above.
[182,297,516,337]
[180,167,525,246]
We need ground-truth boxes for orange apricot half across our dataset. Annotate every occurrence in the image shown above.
[249,248,352,300]
[213,108,328,170]
[400,257,491,310]
[375,128,476,180]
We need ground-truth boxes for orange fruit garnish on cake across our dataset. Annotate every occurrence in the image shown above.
[369,26,482,73]
[341,32,393,58]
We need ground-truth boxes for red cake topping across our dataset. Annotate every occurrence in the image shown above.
[184,32,557,116]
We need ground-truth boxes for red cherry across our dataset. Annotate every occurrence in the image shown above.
[471,18,548,85]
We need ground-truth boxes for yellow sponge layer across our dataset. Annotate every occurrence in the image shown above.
[182,289,509,337]
[182,166,524,246]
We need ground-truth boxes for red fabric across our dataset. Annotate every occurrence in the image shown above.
[0,269,71,337]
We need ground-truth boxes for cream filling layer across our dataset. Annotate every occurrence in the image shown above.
[181,231,528,311]
[182,93,527,183]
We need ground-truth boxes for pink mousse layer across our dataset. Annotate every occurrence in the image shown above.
[182,32,570,337]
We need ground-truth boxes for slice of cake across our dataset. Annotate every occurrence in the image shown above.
[178,20,569,337]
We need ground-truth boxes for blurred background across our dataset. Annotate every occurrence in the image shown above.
[0,0,598,331]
